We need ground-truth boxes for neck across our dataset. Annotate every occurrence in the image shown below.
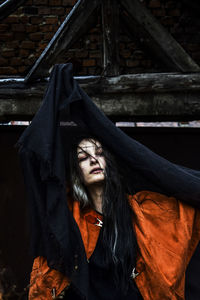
[87,184,103,213]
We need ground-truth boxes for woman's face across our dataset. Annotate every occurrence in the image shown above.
[77,139,106,186]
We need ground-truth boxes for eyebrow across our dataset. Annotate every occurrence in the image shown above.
[77,145,102,155]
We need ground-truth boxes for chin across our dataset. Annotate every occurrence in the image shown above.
[88,174,105,185]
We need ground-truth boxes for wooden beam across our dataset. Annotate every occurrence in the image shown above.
[0,0,28,21]
[101,0,120,76]
[1,73,200,122]
[121,0,200,72]
[25,0,100,82]
[1,87,200,122]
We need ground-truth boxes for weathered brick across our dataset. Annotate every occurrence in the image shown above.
[11,24,26,32]
[24,7,38,14]
[60,16,66,23]
[152,8,165,17]
[44,33,54,40]
[49,0,62,5]
[88,43,97,50]
[33,0,48,4]
[90,34,100,42]
[21,41,35,49]
[26,25,38,33]
[75,50,89,58]
[149,0,160,8]
[121,50,131,58]
[45,17,58,24]
[13,32,26,40]
[38,7,51,15]
[88,67,97,75]
[30,16,43,24]
[141,60,152,67]
[0,67,17,75]
[126,60,139,67]
[89,51,100,58]
[0,33,13,42]
[41,24,54,32]
[18,66,27,73]
[62,0,76,5]
[20,16,29,24]
[30,32,44,41]
[65,7,72,14]
[6,41,19,49]
[1,50,15,58]
[10,57,22,66]
[24,55,35,65]
[161,16,174,26]
[0,24,9,32]
[19,49,30,57]
[38,43,47,51]
[165,1,176,9]
[89,27,100,34]
[82,59,96,67]
[4,15,19,24]
[0,57,8,66]
[50,7,65,15]
[119,43,125,50]
[169,9,180,16]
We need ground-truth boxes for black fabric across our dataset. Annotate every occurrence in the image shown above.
[88,229,143,300]
[65,228,143,300]
[17,63,200,298]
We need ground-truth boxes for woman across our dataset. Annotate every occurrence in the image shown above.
[18,64,200,300]
[28,136,200,300]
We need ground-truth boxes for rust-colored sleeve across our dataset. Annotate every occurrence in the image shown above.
[129,191,200,300]
[29,256,70,300]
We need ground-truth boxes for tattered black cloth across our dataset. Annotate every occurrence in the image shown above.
[18,64,200,299]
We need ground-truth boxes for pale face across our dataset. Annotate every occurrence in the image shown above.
[77,139,106,186]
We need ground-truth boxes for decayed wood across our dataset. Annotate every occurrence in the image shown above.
[0,0,28,21]
[1,73,200,121]
[101,0,120,76]
[121,0,200,72]
[1,88,200,122]
[25,0,100,82]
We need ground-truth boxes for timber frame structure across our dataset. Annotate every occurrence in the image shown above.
[0,0,200,122]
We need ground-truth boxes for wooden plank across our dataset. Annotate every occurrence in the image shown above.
[2,72,200,93]
[0,0,28,21]
[101,0,120,76]
[1,73,200,121]
[121,0,200,72]
[1,88,200,122]
[25,0,100,82]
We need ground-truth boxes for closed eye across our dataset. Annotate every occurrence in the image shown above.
[78,156,88,162]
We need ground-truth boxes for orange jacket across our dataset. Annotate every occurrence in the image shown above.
[29,191,200,300]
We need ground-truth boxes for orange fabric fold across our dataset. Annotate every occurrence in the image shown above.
[130,191,200,300]
[29,191,200,300]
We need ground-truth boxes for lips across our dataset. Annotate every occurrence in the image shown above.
[90,167,103,174]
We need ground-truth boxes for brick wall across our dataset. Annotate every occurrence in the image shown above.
[0,0,200,76]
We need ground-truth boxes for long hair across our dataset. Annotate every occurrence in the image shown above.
[69,136,137,292]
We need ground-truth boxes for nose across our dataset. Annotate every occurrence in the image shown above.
[90,155,98,165]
